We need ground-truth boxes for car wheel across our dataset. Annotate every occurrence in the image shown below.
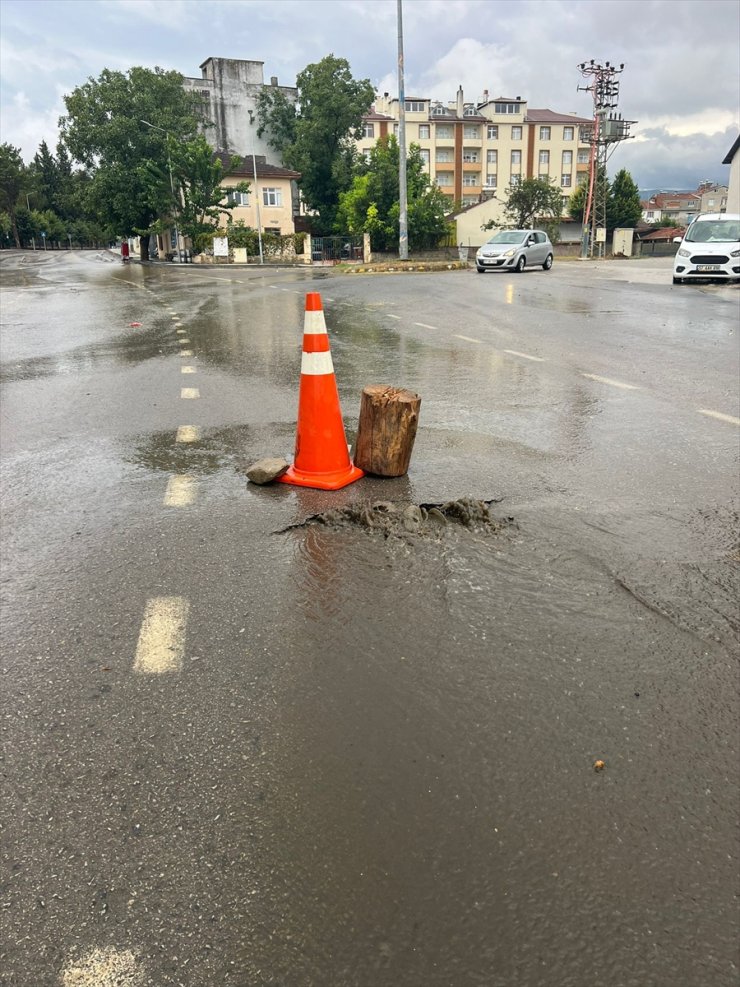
[515,255,526,273]
[672,276,683,284]
[542,254,553,270]
[476,265,485,273]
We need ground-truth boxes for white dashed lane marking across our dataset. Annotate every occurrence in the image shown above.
[181,388,200,399]
[504,349,546,362]
[454,334,481,343]
[414,322,437,330]
[181,366,197,374]
[133,597,189,674]
[176,426,200,443]
[386,314,401,320]
[164,475,197,507]
[698,408,740,426]
[180,350,194,357]
[581,372,639,390]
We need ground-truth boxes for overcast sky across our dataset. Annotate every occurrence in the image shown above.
[1,0,738,190]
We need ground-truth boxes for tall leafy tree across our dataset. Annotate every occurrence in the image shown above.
[608,168,642,229]
[257,55,374,233]
[0,143,31,247]
[59,66,202,259]
[499,177,563,233]
[171,138,245,247]
[336,136,449,251]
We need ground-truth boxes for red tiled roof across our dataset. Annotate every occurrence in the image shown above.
[526,109,591,124]
[214,152,300,180]
[639,227,685,240]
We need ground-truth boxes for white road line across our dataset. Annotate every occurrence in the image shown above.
[164,475,197,507]
[180,350,194,357]
[181,366,197,374]
[414,322,437,330]
[133,597,189,674]
[176,426,199,443]
[504,349,546,362]
[386,314,401,320]
[179,338,191,345]
[174,322,184,328]
[454,334,481,343]
[698,408,740,425]
[581,372,639,390]
[181,387,200,399]
[171,316,179,321]
[176,329,186,334]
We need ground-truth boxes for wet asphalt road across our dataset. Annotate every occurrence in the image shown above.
[1,249,738,987]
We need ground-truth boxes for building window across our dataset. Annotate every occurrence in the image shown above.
[405,100,425,112]
[227,190,249,206]
[463,149,480,163]
[419,148,430,167]
[393,123,399,135]
[363,149,372,163]
[494,102,521,114]
[362,123,374,139]
[563,126,574,140]
[463,125,480,139]
[485,174,497,188]
[510,174,521,186]
[436,149,453,163]
[646,210,654,219]
[436,125,453,139]
[463,105,476,117]
[539,150,550,171]
[561,196,569,210]
[487,125,498,139]
[487,149,497,165]
[577,173,588,187]
[462,195,478,206]
[511,126,522,140]
[539,126,551,140]
[262,187,282,207]
[436,172,454,187]
[511,150,522,167]
[463,174,480,187]
[264,227,281,236]
[419,124,430,139]
[561,174,572,187]
[432,104,446,116]
[562,150,573,167]
[708,198,715,206]
[577,150,589,164]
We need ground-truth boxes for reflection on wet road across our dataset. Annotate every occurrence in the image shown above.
[1,250,738,987]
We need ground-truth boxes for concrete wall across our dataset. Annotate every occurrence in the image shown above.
[727,154,740,213]
[183,58,297,164]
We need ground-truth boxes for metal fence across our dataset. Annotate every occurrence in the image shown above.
[310,236,364,264]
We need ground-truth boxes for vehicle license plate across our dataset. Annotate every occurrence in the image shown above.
[697,265,720,272]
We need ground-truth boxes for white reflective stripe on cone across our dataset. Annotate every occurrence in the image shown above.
[304,310,328,334]
[301,351,334,375]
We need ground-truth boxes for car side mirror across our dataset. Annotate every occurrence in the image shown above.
[672,237,682,243]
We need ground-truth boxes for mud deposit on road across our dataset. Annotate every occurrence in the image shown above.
[280,497,514,538]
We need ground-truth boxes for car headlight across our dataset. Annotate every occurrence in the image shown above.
[503,249,516,257]
[677,248,691,257]
[731,248,740,257]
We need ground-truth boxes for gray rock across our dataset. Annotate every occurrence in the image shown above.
[247,458,290,484]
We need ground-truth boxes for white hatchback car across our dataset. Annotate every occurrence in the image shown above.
[672,213,740,284]
[476,229,554,273]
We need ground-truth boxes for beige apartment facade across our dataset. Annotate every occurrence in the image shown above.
[357,89,591,216]
[217,155,301,236]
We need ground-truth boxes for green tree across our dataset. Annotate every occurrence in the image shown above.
[496,177,563,234]
[608,168,642,229]
[171,137,245,249]
[568,180,589,223]
[257,55,374,234]
[0,143,31,247]
[59,66,202,259]
[336,136,448,251]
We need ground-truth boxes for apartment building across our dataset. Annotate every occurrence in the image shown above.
[217,154,301,236]
[356,88,591,213]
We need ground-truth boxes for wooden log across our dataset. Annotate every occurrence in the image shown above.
[354,385,421,476]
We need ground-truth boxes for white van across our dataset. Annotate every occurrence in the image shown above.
[672,212,740,284]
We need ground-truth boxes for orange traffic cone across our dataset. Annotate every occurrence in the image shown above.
[277,292,364,491]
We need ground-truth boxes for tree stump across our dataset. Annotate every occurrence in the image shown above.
[354,386,421,476]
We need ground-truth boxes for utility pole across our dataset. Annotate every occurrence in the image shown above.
[577,61,635,259]
[397,0,408,260]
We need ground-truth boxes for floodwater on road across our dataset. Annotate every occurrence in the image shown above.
[1,250,738,987]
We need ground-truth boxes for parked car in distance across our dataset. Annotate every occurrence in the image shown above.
[476,230,554,273]
[672,213,740,284]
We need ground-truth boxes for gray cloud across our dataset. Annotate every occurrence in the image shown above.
[0,0,737,192]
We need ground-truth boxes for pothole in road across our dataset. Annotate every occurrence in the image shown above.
[279,497,515,538]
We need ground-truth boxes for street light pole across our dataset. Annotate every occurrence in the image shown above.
[141,120,181,261]
[26,193,36,250]
[397,0,409,260]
